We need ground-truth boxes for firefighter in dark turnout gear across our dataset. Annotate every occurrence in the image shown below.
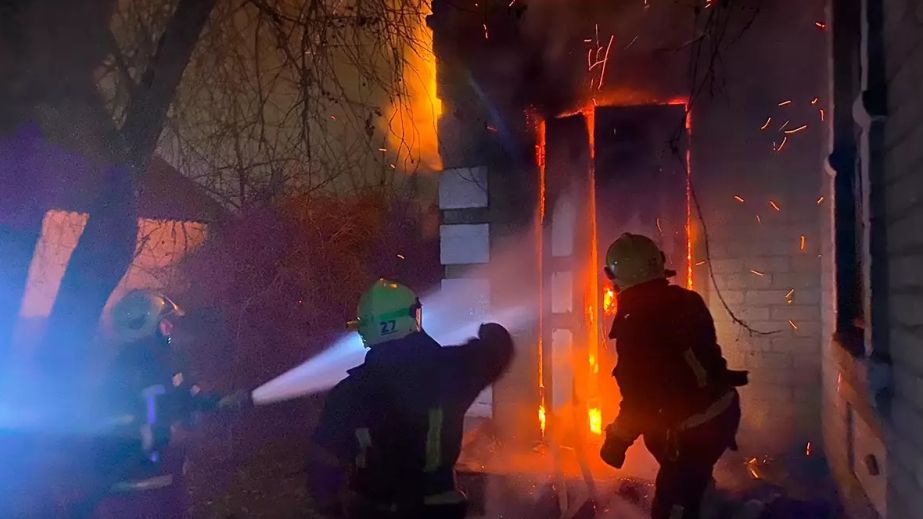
[599,234,748,519]
[80,290,250,519]
[309,279,514,519]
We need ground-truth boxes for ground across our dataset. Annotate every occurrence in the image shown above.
[183,406,846,519]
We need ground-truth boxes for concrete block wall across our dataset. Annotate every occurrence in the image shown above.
[880,1,923,515]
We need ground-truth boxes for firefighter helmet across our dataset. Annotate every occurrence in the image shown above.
[604,233,675,291]
[350,279,422,348]
[111,289,184,343]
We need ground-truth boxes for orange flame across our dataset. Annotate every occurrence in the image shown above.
[603,287,617,316]
[588,407,603,435]
[535,114,546,438]
[384,6,442,171]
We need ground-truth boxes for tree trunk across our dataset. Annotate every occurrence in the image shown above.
[43,0,218,379]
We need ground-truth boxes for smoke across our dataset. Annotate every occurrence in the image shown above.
[252,234,538,405]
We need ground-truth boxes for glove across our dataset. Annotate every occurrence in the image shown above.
[218,390,253,410]
[478,323,512,344]
[600,433,632,469]
[724,369,749,387]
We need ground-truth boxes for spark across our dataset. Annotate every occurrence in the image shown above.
[330,115,337,120]
[785,124,808,135]
[397,254,405,260]
[760,117,772,130]
[778,100,792,107]
[816,195,825,205]
[815,21,827,30]
[789,319,799,330]
[750,269,765,277]
[625,35,640,49]
[705,0,714,8]
[695,260,707,266]
[746,458,762,480]
[734,195,745,203]
[486,124,498,133]
[378,148,387,152]
[483,23,489,40]
[777,136,789,152]
[584,38,593,43]
[800,234,807,251]
[811,97,819,105]
[508,0,516,6]
[819,109,825,121]
[538,404,546,435]
[756,214,762,223]
[389,163,396,169]
[779,120,790,131]
[785,289,795,303]
[769,200,781,212]
[596,35,615,90]
[656,217,663,234]
[806,441,813,456]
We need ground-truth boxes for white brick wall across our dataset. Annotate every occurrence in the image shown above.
[882,1,923,515]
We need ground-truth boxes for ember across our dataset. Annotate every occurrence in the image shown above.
[769,200,781,212]
[734,195,745,203]
[750,269,766,277]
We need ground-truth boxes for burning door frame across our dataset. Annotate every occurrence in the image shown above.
[536,100,695,448]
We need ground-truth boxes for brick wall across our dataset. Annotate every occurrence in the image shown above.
[882,1,923,516]
[822,0,923,517]
[692,0,828,457]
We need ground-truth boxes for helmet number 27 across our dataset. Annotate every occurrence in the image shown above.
[380,320,397,335]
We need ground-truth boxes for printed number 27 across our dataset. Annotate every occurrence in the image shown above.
[380,320,397,335]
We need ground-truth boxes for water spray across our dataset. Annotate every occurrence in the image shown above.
[251,287,532,405]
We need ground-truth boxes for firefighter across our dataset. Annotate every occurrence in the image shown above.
[78,289,250,519]
[598,233,748,519]
[308,279,514,519]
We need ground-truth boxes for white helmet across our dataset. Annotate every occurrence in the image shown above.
[111,289,184,343]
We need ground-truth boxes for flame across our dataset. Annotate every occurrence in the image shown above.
[683,102,694,290]
[538,404,547,434]
[384,4,442,171]
[588,407,603,435]
[535,113,546,438]
[603,287,617,316]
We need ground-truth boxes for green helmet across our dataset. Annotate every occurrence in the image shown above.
[604,233,674,291]
[351,279,422,347]
[111,289,184,343]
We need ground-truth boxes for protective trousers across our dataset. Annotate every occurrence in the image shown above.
[643,393,741,519]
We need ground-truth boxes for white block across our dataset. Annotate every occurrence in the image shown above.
[439,167,488,209]
[440,224,490,265]
[551,328,574,411]
[551,271,573,314]
[440,278,490,322]
[551,193,577,258]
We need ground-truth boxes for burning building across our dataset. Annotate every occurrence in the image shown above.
[429,0,830,507]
